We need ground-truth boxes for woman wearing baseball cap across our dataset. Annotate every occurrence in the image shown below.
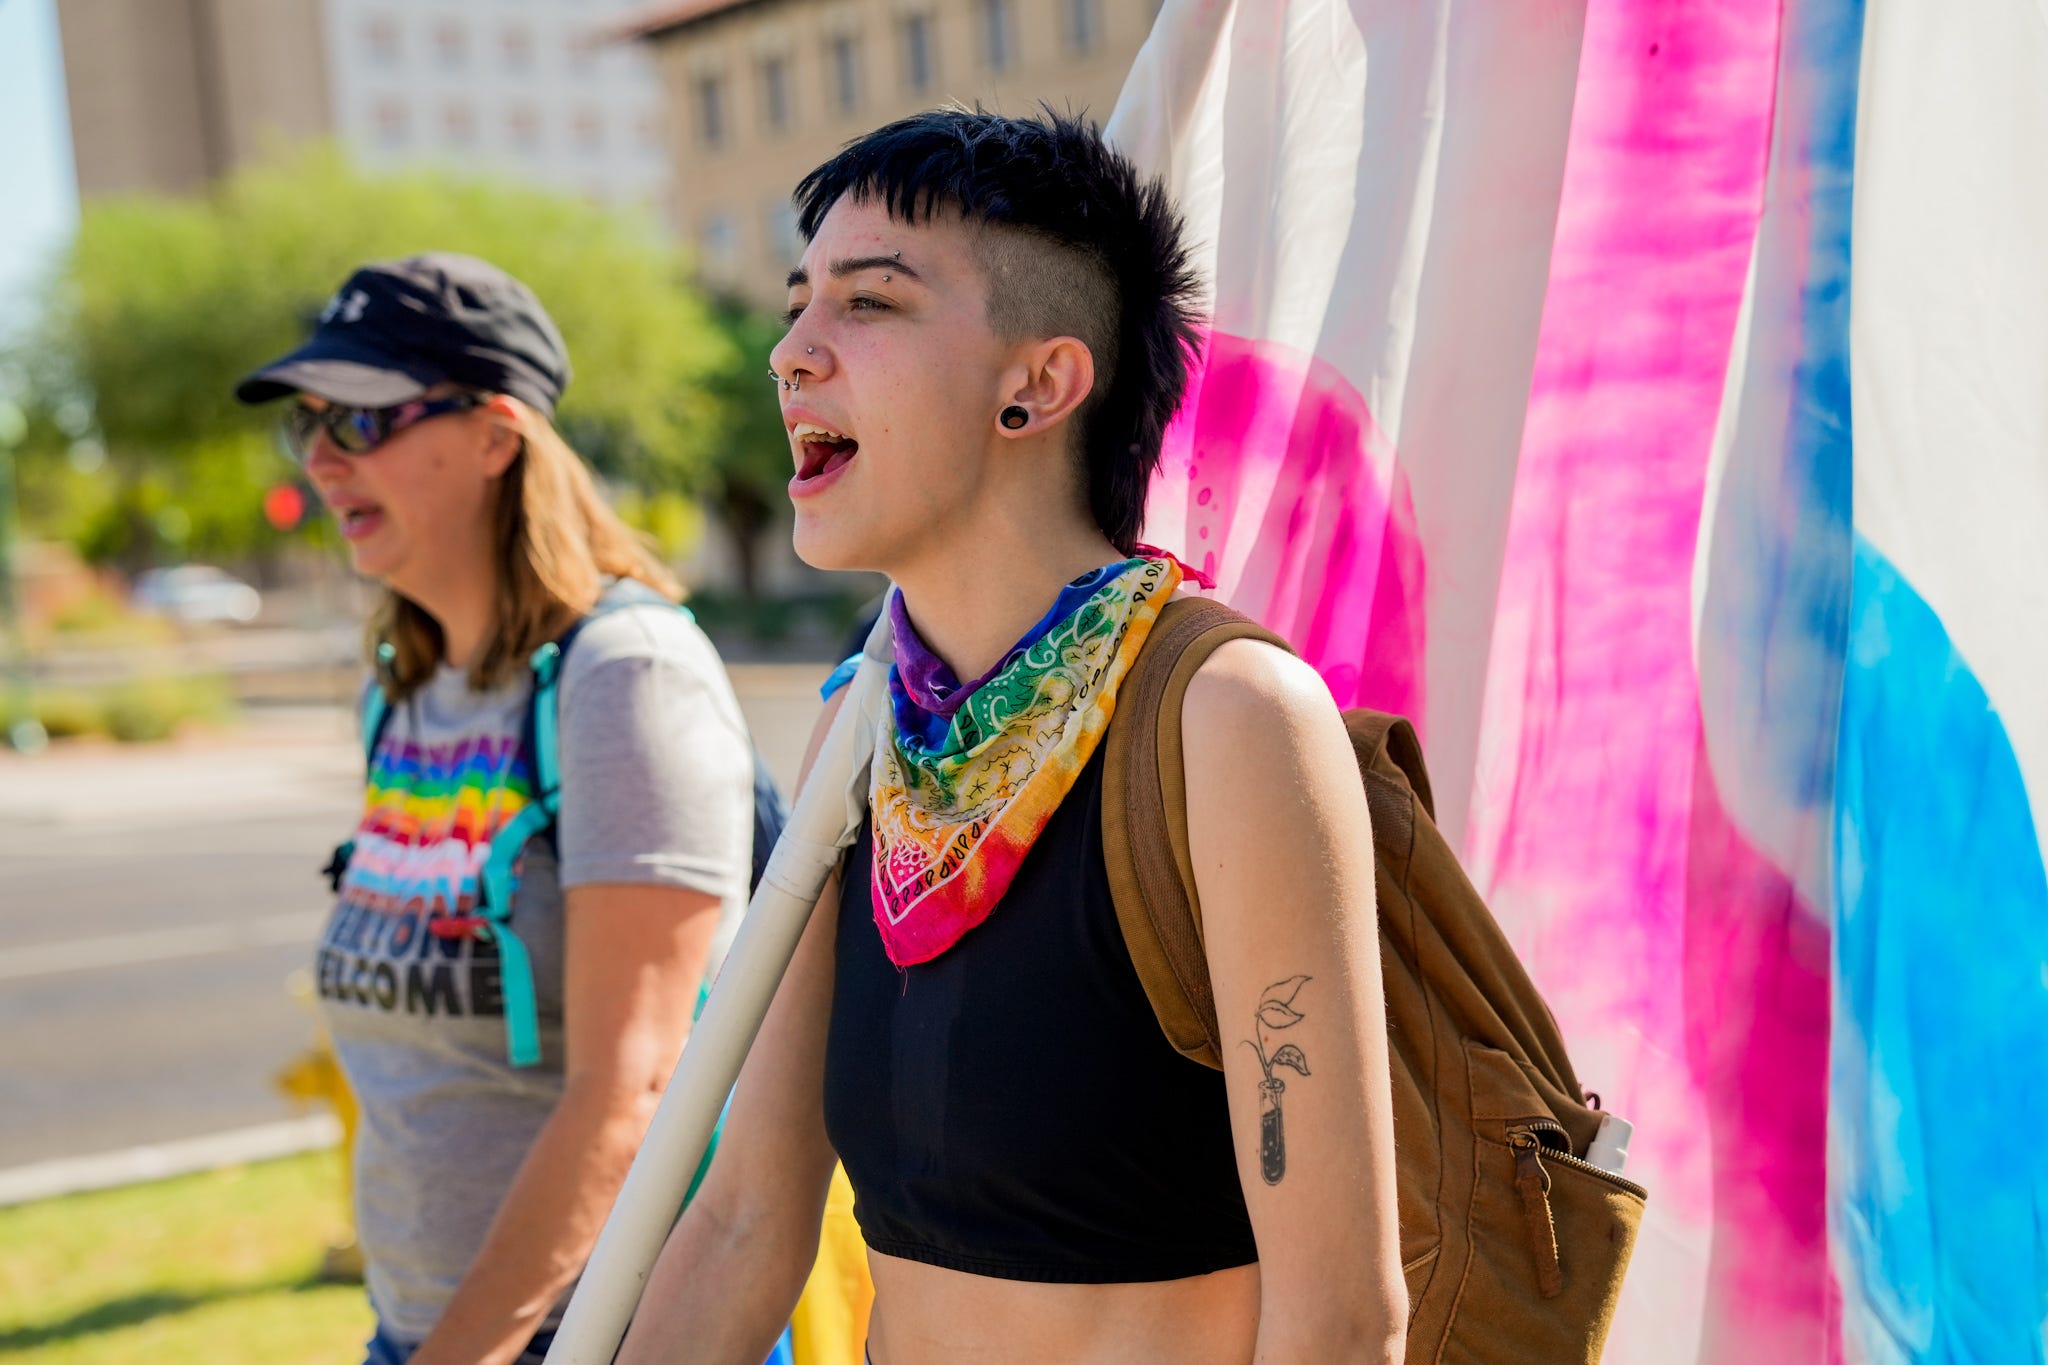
[238,253,760,1365]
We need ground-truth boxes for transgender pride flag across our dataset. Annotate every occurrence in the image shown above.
[1108,1,2048,1360]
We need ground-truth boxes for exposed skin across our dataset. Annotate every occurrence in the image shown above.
[299,397,723,1365]
[617,196,1403,1364]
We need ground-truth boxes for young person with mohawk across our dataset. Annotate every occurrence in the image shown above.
[620,109,1404,1365]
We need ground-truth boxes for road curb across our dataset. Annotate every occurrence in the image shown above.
[0,1115,342,1208]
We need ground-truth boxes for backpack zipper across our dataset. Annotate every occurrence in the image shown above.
[1507,1129,1565,1298]
[1509,1117,1649,1198]
[1506,1118,1650,1300]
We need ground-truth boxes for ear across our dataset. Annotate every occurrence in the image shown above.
[997,336,1096,438]
[478,394,525,478]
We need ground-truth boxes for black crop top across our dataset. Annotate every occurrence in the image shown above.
[822,748,1258,1284]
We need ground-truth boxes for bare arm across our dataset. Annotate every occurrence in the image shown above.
[616,691,850,1365]
[411,881,721,1365]
[1182,640,1405,1364]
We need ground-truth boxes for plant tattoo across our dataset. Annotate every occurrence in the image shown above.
[1245,975,1312,1185]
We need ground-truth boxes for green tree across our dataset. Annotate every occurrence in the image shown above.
[10,144,738,569]
[700,300,797,599]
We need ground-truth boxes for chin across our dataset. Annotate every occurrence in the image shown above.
[794,507,914,577]
[346,542,405,587]
[790,516,866,573]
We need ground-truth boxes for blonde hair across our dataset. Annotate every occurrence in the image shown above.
[370,398,681,700]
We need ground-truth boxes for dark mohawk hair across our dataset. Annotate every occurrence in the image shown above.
[793,106,1203,553]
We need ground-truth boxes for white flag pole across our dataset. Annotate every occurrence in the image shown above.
[543,611,892,1364]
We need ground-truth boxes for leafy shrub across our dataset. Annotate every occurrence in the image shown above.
[2,673,236,744]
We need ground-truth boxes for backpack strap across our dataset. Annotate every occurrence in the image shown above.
[1342,710,1435,822]
[471,634,574,1068]
[360,687,392,765]
[324,667,399,894]
[479,582,678,1069]
[1101,596,1294,1072]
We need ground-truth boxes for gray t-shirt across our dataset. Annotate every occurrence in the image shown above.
[315,596,754,1342]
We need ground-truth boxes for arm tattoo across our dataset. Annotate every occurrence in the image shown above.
[1244,975,1312,1185]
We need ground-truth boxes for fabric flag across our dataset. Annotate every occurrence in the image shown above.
[1107,1,2048,1361]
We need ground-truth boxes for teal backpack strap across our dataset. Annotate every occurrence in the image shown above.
[325,658,396,894]
[362,640,396,761]
[529,640,566,814]
[680,980,722,1209]
[480,589,730,1103]
[360,690,390,761]
[478,813,547,1068]
[473,637,568,1069]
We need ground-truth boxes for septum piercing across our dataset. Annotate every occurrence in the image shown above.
[772,346,818,390]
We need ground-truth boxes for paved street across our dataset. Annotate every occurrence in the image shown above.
[0,666,827,1175]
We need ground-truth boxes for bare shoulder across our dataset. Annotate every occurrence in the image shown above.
[1178,636,1369,864]
[1180,636,1341,755]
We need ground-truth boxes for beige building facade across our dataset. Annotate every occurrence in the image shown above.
[629,0,1162,309]
[57,0,334,198]
[57,0,673,216]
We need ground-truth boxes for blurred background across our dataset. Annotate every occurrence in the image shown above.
[0,1,1161,1359]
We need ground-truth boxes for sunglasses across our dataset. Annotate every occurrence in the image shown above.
[280,393,485,464]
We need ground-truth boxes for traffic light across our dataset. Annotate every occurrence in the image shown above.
[263,483,307,531]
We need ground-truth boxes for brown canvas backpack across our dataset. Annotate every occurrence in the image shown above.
[1101,597,1646,1363]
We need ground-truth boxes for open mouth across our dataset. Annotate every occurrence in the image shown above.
[333,504,386,541]
[792,422,859,483]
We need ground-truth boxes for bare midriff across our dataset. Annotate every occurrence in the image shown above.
[863,1250,1261,1365]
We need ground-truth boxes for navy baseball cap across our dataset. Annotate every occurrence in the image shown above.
[235,253,571,417]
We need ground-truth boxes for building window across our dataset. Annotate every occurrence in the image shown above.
[433,21,468,68]
[572,107,604,151]
[900,12,934,94]
[979,0,1013,73]
[760,55,791,133]
[442,103,477,148]
[768,200,803,265]
[828,34,861,113]
[701,212,739,279]
[695,74,726,149]
[1064,0,1099,55]
[502,25,534,69]
[365,16,400,65]
[508,105,541,154]
[373,98,409,148]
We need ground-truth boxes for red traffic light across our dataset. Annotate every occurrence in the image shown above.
[263,483,306,531]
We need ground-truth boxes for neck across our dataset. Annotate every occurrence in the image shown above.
[891,516,1126,682]
[393,557,499,674]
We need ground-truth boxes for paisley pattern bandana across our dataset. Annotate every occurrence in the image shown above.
[870,554,1184,965]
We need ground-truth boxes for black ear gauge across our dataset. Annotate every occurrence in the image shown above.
[1000,405,1029,430]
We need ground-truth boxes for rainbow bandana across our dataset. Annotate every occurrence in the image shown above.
[869,554,1183,965]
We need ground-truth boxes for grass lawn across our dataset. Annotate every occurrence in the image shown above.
[0,1150,372,1363]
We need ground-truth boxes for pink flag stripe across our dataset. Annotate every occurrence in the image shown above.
[1457,2,1811,1360]
[1152,328,1426,718]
